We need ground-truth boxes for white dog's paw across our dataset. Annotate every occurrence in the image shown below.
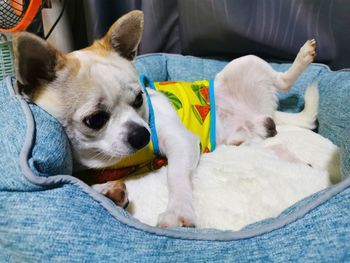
[297,39,317,65]
[157,207,196,228]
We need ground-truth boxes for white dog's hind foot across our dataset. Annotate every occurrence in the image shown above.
[274,39,316,92]
[295,39,317,67]
[157,205,196,228]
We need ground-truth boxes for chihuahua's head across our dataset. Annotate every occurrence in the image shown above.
[13,11,151,169]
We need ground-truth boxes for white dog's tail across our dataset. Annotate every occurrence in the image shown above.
[273,83,319,129]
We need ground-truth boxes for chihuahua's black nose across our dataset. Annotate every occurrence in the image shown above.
[264,117,277,138]
[127,122,150,150]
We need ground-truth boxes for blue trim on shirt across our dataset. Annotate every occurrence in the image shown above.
[209,79,216,151]
[139,75,161,155]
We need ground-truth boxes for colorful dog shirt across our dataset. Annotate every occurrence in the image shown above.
[90,75,216,184]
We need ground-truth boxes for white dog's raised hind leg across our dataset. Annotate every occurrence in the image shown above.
[274,39,316,92]
[274,82,319,129]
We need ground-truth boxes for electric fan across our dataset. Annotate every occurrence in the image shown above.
[0,0,43,32]
[0,0,44,80]
[0,0,66,80]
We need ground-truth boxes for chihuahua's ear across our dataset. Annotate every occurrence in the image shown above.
[100,10,144,60]
[13,32,64,96]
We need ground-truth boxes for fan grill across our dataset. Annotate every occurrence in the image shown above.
[0,0,28,30]
[0,0,43,32]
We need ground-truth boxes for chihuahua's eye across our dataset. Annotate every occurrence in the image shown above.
[132,92,143,108]
[83,111,110,130]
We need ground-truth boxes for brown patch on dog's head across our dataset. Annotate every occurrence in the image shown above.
[64,54,81,77]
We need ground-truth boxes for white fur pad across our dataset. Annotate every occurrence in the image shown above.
[125,126,340,231]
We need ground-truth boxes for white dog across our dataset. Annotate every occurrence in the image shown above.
[13,11,318,228]
[125,125,340,230]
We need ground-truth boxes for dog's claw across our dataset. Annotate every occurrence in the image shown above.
[157,209,196,228]
[309,39,316,46]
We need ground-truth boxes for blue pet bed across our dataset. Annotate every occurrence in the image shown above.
[1,54,349,262]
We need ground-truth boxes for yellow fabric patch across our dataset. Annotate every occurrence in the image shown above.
[155,80,212,153]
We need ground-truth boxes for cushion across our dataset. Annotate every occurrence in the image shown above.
[0,77,73,192]
[0,54,349,261]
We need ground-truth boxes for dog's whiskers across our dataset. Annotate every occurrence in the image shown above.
[88,150,107,161]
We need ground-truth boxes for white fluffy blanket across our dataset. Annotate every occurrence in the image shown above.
[125,126,340,230]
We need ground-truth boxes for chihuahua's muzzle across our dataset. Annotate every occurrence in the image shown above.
[126,122,150,150]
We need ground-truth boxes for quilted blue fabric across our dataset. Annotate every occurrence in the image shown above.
[0,54,349,262]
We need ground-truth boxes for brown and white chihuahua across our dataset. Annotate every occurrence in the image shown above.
[13,11,317,227]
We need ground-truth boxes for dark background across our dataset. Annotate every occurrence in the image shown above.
[44,0,350,70]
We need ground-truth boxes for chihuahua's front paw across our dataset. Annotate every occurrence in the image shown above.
[157,208,196,228]
[93,181,129,208]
